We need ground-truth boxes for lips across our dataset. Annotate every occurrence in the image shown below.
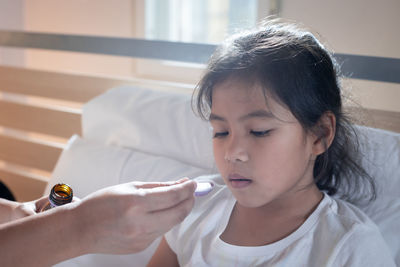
[228,174,252,189]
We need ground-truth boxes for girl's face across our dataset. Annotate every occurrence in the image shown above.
[210,78,318,208]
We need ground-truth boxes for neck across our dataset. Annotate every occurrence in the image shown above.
[221,185,323,246]
[237,184,323,221]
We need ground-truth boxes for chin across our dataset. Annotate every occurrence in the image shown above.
[235,196,266,208]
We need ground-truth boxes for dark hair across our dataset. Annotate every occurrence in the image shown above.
[193,19,376,204]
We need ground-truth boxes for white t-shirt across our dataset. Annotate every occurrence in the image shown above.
[165,175,395,267]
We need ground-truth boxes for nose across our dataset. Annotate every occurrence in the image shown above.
[224,134,249,163]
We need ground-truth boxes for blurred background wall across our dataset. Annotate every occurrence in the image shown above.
[0,0,399,112]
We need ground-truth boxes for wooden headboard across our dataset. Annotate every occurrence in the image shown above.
[1,30,400,201]
[0,66,399,201]
[0,65,193,201]
[1,65,399,201]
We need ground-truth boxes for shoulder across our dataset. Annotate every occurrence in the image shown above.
[165,174,233,253]
[315,195,395,266]
[322,195,377,231]
[318,194,385,243]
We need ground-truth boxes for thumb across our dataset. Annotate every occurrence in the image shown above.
[133,177,191,189]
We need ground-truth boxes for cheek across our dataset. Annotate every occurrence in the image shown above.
[253,132,310,175]
[213,141,226,170]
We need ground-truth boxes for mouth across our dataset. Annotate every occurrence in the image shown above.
[228,174,252,189]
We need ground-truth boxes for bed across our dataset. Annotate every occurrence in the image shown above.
[38,85,398,266]
[0,67,398,266]
[0,32,399,266]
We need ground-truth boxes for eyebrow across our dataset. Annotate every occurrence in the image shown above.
[209,109,274,122]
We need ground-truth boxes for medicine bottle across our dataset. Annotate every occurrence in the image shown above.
[40,183,73,212]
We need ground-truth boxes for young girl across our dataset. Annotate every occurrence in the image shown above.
[148,20,395,266]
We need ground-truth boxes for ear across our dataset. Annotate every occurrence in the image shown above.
[312,111,336,156]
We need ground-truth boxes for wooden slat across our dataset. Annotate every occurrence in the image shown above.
[0,170,48,201]
[0,100,81,138]
[0,66,194,103]
[347,107,400,133]
[364,108,400,133]
[0,127,68,149]
[0,159,51,182]
[0,134,62,172]
[0,91,82,112]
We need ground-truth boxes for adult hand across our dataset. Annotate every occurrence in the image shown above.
[0,195,53,224]
[0,178,195,267]
[75,178,196,255]
[12,196,48,218]
[0,194,80,224]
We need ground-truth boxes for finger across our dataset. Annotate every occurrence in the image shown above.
[71,196,81,203]
[146,195,195,235]
[133,178,190,189]
[34,196,50,213]
[140,180,196,212]
[20,202,36,216]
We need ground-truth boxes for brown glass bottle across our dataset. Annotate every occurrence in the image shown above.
[40,183,73,212]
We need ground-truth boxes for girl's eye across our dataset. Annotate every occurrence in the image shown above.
[250,130,271,137]
[213,132,229,138]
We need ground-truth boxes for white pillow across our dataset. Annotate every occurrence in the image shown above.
[49,135,214,197]
[353,126,400,263]
[47,135,130,197]
[119,149,216,185]
[362,195,400,264]
[355,125,400,198]
[82,86,215,170]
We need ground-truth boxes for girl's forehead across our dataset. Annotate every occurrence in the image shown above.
[212,78,271,106]
[211,78,295,122]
